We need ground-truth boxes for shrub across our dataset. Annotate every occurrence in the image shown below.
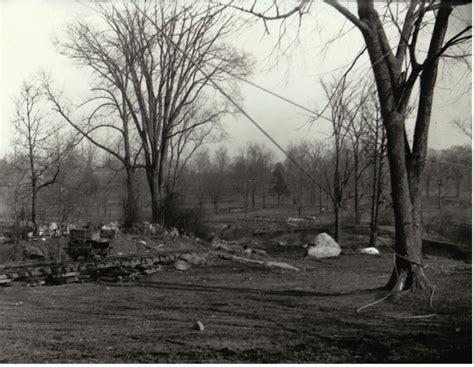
[159,193,211,239]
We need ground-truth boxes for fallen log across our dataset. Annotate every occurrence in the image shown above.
[221,254,300,271]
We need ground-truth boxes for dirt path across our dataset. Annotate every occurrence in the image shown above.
[0,254,471,363]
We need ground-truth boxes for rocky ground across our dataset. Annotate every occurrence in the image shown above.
[0,223,471,363]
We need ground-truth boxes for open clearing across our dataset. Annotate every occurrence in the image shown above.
[0,238,471,363]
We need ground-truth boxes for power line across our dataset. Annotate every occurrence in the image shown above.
[143,10,472,190]
[227,72,333,123]
[147,15,328,192]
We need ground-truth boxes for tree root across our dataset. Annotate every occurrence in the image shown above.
[356,253,437,318]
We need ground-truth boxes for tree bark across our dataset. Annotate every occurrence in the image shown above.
[360,25,425,291]
[147,169,162,224]
[123,166,140,227]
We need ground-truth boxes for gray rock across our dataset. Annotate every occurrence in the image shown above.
[307,233,341,259]
[210,236,222,249]
[193,320,205,331]
[169,227,179,238]
[23,245,45,260]
[180,253,207,265]
[174,260,190,271]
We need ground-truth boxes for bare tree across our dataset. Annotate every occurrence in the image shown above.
[55,2,249,223]
[228,0,472,292]
[284,143,307,217]
[206,146,230,213]
[12,81,73,235]
[346,85,371,223]
[191,148,212,209]
[232,143,273,212]
[451,118,472,139]
[320,79,356,242]
[271,162,290,207]
[362,90,388,248]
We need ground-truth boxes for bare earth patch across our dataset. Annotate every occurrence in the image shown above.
[0,250,470,363]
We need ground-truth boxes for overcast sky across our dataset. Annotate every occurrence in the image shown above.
[1,0,471,161]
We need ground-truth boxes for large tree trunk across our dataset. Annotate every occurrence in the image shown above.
[356,1,452,292]
[383,116,429,291]
[123,166,140,227]
[147,169,162,224]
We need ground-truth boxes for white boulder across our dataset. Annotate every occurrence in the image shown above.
[307,233,341,259]
[359,247,381,256]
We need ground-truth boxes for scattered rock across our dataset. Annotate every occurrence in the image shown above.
[174,260,190,271]
[23,245,45,260]
[278,241,288,247]
[180,253,207,266]
[307,233,341,259]
[359,247,381,256]
[286,217,304,223]
[253,249,267,256]
[211,237,241,253]
[211,236,222,249]
[169,227,179,238]
[193,320,205,331]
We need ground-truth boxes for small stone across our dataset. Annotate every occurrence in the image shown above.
[169,227,179,238]
[359,247,381,256]
[193,320,205,331]
[174,260,190,271]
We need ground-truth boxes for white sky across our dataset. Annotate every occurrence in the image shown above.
[0,0,472,161]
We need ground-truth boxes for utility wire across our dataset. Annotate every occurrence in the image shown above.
[148,18,328,192]
[227,71,333,123]
[146,12,471,189]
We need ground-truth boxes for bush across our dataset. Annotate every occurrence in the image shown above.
[159,193,211,239]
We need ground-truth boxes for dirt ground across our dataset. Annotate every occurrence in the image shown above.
[0,243,471,363]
